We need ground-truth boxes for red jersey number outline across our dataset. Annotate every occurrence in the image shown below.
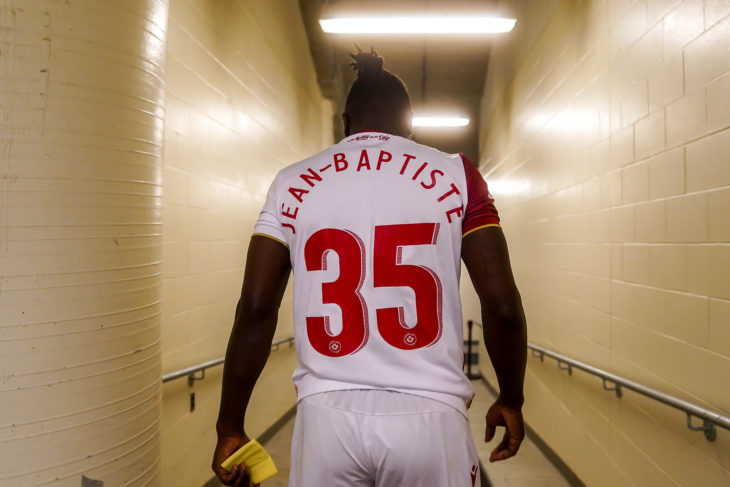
[304,223,443,356]
[304,229,368,357]
[374,223,443,349]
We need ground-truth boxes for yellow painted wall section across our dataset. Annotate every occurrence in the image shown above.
[0,0,168,485]
[466,0,730,485]
[160,1,333,485]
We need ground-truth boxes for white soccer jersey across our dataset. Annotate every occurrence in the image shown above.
[254,132,500,416]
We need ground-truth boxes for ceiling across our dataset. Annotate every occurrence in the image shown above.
[299,0,503,162]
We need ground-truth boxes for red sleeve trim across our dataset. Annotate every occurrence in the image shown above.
[460,154,500,235]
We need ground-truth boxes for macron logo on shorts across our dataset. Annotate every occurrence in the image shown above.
[470,464,478,486]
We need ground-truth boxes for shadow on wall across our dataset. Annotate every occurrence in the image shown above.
[200,0,327,145]
[568,0,591,46]
[81,475,104,486]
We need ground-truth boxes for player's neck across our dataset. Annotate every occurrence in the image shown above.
[347,124,410,139]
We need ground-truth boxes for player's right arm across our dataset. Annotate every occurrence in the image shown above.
[212,235,291,486]
[462,225,527,462]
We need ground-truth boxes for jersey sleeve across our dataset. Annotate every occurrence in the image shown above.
[253,173,288,246]
[460,154,500,236]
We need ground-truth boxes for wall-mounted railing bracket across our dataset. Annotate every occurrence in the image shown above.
[602,379,622,398]
[557,360,572,375]
[464,327,730,444]
[687,414,717,441]
[161,336,296,413]
[162,337,295,387]
[187,369,205,387]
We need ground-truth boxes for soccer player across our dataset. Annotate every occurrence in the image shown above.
[212,48,527,487]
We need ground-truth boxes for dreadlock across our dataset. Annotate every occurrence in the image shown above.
[344,46,412,135]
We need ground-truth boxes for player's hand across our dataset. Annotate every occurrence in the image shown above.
[212,434,260,487]
[484,399,524,462]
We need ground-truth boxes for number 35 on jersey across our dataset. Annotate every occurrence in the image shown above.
[304,222,443,357]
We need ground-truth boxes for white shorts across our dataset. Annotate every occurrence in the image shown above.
[289,389,481,487]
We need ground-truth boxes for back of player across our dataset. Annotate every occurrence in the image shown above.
[252,51,498,487]
[254,132,499,416]
[212,48,526,487]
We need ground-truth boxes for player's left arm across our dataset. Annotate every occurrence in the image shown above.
[213,235,291,486]
[462,226,527,462]
[458,154,526,462]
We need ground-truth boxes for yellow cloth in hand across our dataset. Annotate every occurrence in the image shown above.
[220,439,278,484]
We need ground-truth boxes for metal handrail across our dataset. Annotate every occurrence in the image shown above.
[161,336,295,384]
[468,321,729,442]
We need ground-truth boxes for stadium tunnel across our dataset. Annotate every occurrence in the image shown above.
[1,0,728,486]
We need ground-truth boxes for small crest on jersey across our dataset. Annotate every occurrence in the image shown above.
[347,133,391,143]
[329,340,342,354]
[403,333,417,346]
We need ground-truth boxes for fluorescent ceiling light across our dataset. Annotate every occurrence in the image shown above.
[319,16,516,34]
[412,116,470,127]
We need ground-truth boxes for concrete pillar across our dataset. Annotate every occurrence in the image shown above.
[0,1,168,485]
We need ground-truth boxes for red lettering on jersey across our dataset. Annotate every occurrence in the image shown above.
[320,164,332,172]
[400,153,416,175]
[356,149,371,171]
[437,183,461,202]
[412,162,428,181]
[289,186,309,203]
[300,167,323,187]
[281,204,298,220]
[283,222,296,234]
[445,205,463,223]
[334,153,348,172]
[421,169,444,189]
[376,150,392,170]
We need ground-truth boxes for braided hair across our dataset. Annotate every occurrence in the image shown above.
[344,46,412,135]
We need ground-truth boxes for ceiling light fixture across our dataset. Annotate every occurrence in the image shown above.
[319,16,516,34]
[412,116,470,127]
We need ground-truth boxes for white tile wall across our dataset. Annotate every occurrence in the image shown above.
[159,1,333,486]
[468,0,730,485]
